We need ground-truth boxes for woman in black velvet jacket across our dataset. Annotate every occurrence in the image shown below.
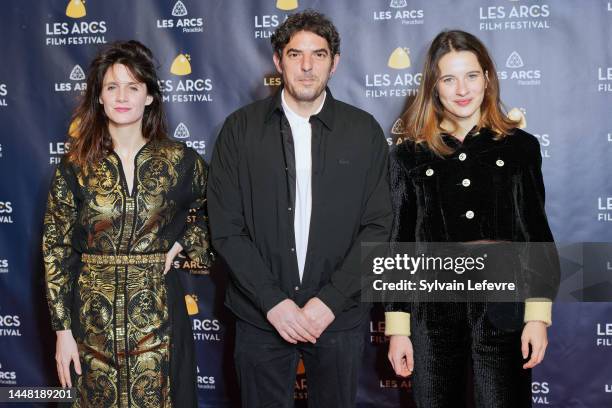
[384,30,559,408]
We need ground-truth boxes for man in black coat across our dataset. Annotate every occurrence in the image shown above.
[207,9,392,408]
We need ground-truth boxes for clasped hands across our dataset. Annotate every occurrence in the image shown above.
[266,298,335,344]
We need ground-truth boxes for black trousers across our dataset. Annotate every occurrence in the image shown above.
[410,302,531,408]
[234,319,365,408]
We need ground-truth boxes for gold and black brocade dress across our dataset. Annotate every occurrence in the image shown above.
[42,139,213,407]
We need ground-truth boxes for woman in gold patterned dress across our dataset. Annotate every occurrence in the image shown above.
[42,40,213,407]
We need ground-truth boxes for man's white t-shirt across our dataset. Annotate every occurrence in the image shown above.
[281,90,326,282]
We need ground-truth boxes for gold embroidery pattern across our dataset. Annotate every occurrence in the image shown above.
[43,165,78,330]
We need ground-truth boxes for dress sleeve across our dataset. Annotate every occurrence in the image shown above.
[519,134,554,243]
[384,145,417,336]
[42,162,79,331]
[519,133,559,326]
[177,151,215,268]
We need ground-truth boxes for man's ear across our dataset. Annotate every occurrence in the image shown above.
[330,53,340,75]
[273,51,283,75]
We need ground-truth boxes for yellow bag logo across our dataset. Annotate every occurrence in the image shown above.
[66,0,86,19]
[276,0,298,11]
[68,117,81,138]
[185,294,199,315]
[388,47,411,70]
[170,54,192,76]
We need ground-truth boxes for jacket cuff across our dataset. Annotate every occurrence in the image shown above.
[316,284,349,317]
[259,288,289,315]
[524,298,552,326]
[385,311,411,336]
[51,317,72,332]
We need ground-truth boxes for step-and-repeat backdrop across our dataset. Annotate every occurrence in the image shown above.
[0,1,611,407]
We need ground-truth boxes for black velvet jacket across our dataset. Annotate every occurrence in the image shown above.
[386,127,559,320]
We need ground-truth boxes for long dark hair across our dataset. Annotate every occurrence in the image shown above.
[400,30,518,156]
[67,40,167,167]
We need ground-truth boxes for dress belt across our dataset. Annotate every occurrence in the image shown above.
[81,253,166,265]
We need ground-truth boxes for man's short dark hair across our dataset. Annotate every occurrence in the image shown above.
[271,9,340,57]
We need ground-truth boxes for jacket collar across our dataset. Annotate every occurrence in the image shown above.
[265,86,335,130]
[441,126,492,147]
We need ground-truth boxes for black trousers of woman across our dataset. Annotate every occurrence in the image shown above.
[410,302,531,408]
